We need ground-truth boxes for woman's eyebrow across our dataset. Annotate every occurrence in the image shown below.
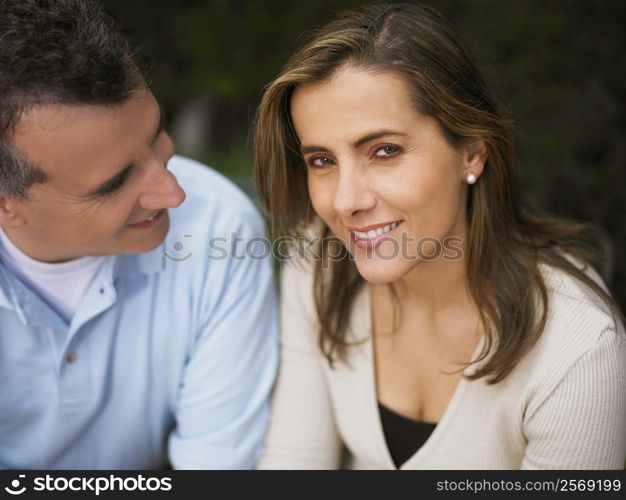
[300,129,408,154]
[301,145,330,154]
[353,129,408,148]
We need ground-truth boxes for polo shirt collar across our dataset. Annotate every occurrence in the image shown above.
[0,265,15,310]
[0,243,165,312]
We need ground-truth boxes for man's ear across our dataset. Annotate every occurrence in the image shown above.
[462,139,488,178]
[0,198,26,228]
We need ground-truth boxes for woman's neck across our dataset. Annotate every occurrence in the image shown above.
[396,253,471,314]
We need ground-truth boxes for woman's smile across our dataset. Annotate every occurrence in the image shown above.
[349,220,403,249]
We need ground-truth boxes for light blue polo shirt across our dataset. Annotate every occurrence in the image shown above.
[0,156,278,469]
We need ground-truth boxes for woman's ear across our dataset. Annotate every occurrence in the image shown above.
[0,198,26,228]
[462,139,487,178]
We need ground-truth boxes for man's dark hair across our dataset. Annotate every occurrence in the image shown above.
[0,0,149,199]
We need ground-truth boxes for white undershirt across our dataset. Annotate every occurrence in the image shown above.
[0,229,106,322]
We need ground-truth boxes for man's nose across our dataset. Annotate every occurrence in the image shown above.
[138,160,186,210]
[332,163,376,218]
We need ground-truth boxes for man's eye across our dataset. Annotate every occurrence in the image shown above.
[98,172,129,196]
[307,156,334,168]
[374,145,401,158]
[101,180,123,195]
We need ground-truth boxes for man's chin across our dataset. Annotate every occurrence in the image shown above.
[124,213,170,254]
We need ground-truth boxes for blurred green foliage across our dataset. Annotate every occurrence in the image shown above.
[104,0,626,310]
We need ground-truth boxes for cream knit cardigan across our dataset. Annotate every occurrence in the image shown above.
[258,261,626,469]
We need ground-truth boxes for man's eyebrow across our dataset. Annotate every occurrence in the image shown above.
[151,105,165,145]
[84,105,165,198]
[300,129,409,154]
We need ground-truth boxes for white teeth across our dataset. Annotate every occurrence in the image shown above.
[144,211,160,222]
[353,220,400,240]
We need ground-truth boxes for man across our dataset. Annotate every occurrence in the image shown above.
[0,0,277,469]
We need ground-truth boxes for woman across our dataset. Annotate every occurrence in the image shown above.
[253,3,626,469]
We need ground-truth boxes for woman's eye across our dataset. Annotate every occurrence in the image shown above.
[308,156,334,168]
[374,145,400,158]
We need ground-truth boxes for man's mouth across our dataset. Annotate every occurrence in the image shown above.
[128,209,166,228]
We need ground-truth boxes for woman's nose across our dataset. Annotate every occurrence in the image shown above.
[332,164,376,218]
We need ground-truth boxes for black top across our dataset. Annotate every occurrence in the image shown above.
[378,402,438,468]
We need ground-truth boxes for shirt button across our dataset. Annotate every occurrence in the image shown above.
[66,352,78,363]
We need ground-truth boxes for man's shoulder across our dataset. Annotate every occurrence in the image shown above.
[155,156,266,274]
[168,155,259,220]
[166,155,264,241]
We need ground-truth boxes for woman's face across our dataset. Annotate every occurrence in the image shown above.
[290,66,485,284]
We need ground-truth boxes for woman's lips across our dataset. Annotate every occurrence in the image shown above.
[128,209,166,229]
[350,220,403,249]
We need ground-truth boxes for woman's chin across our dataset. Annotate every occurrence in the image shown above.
[354,258,413,285]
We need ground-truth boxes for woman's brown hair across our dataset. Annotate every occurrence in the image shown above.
[253,2,623,382]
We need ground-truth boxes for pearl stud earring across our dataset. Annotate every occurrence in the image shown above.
[466,172,477,184]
